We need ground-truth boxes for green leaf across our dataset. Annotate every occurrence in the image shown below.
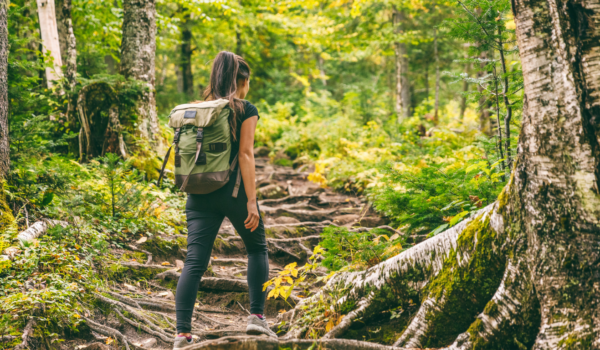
[430,223,449,236]
[449,211,469,227]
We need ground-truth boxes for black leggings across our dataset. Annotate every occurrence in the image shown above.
[175,176,269,334]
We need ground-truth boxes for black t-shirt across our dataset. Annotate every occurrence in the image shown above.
[230,100,259,164]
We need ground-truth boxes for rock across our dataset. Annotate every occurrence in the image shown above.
[257,184,288,199]
[175,259,184,270]
[75,343,110,350]
[332,214,359,225]
[158,290,175,300]
[139,338,157,348]
[358,216,386,227]
[273,217,300,225]
[254,146,270,157]
[124,283,137,291]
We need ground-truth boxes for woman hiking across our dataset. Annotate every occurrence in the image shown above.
[173,51,276,349]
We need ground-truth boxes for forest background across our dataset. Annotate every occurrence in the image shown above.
[1,0,523,342]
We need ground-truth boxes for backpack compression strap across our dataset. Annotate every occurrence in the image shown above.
[157,128,181,187]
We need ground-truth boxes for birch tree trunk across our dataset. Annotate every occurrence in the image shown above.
[393,7,411,121]
[120,0,158,142]
[271,1,600,349]
[36,0,63,88]
[0,1,8,179]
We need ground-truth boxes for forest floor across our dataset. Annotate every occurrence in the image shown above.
[67,151,399,350]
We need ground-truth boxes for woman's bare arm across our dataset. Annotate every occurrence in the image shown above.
[238,116,259,232]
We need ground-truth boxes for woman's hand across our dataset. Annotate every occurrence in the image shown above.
[245,199,260,232]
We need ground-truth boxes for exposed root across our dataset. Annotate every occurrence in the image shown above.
[393,206,507,347]
[106,290,142,308]
[259,194,320,206]
[94,292,174,339]
[393,297,442,347]
[114,309,174,342]
[126,244,153,265]
[281,204,497,341]
[186,336,406,350]
[322,295,373,339]
[445,256,540,350]
[83,316,131,350]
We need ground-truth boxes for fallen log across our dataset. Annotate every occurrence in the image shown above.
[186,336,407,350]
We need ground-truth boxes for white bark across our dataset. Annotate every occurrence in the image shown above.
[36,0,63,87]
[16,219,68,242]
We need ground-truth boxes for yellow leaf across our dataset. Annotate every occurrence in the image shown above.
[106,337,114,345]
[325,318,335,332]
[161,262,171,266]
[73,314,81,318]
[284,276,294,284]
[337,315,344,325]
[297,294,305,298]
[278,309,286,313]
[284,262,298,270]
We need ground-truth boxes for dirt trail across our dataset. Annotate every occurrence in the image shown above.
[78,153,390,350]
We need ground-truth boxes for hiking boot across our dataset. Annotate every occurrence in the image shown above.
[246,315,278,338]
[173,335,195,349]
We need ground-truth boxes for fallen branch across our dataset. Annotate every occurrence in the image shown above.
[17,220,69,243]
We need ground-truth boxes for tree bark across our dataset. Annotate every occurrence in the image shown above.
[120,0,158,142]
[393,7,410,121]
[278,0,600,348]
[433,27,440,122]
[477,50,492,136]
[0,1,8,179]
[180,11,194,98]
[36,0,63,87]
[459,61,469,119]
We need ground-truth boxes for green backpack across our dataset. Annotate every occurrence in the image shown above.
[158,99,241,197]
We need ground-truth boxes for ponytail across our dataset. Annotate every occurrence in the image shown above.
[202,51,251,141]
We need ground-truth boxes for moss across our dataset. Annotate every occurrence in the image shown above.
[121,252,147,262]
[0,181,17,237]
[106,263,164,282]
[176,236,187,248]
[483,300,499,318]
[421,214,507,347]
[140,236,182,260]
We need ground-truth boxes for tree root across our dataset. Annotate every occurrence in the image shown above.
[281,204,497,341]
[126,244,153,265]
[322,296,373,339]
[114,309,174,342]
[185,336,406,350]
[94,292,174,340]
[82,316,131,350]
[444,255,540,350]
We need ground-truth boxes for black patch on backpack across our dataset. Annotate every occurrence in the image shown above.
[208,143,227,152]
[174,153,181,167]
[184,110,197,119]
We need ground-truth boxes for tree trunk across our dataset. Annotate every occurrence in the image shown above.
[459,61,469,119]
[120,0,158,142]
[36,0,63,87]
[477,50,492,135]
[276,0,600,348]
[393,7,410,121]
[433,27,440,122]
[0,1,8,179]
[180,12,194,98]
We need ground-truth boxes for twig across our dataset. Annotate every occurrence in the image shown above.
[236,301,251,315]
[14,316,36,350]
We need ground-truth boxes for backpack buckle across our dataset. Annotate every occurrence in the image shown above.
[196,128,204,142]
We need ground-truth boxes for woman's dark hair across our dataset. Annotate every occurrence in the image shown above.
[201,51,251,141]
